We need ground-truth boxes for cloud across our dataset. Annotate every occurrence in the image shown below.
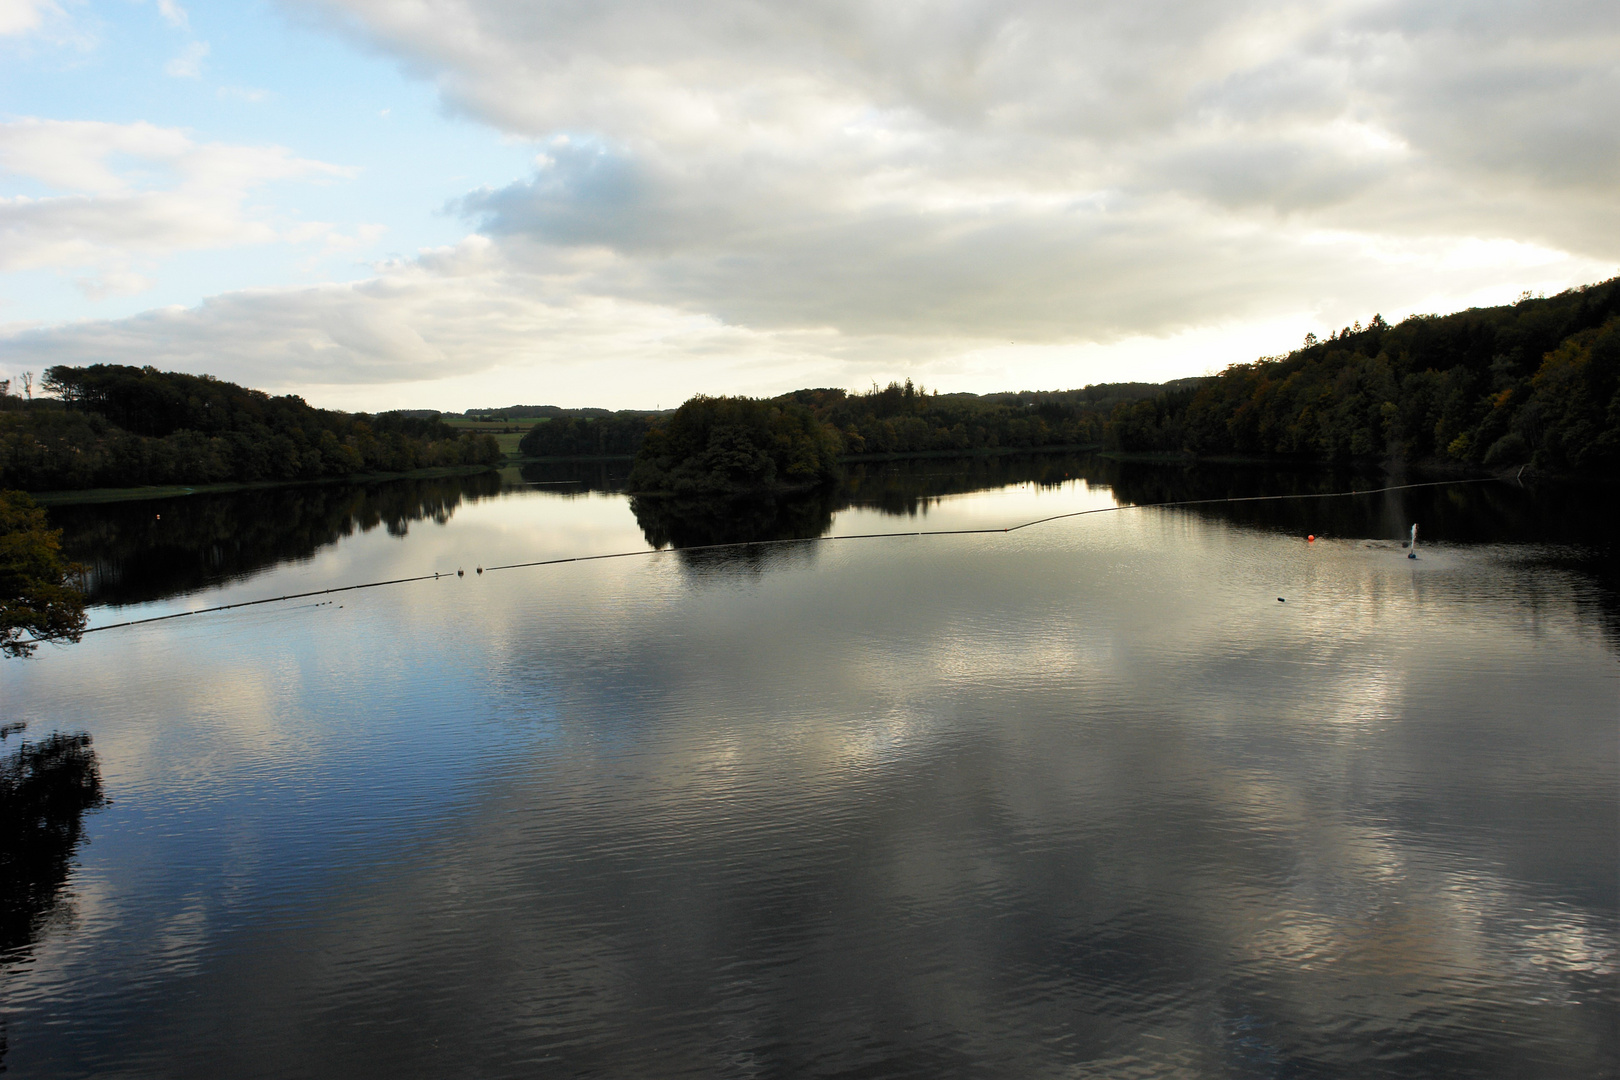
[217,86,272,104]
[164,38,209,78]
[301,0,1616,341]
[8,0,1618,404]
[156,0,190,30]
[0,0,53,36]
[73,269,156,301]
[2,226,1605,412]
[0,237,874,395]
[0,119,352,272]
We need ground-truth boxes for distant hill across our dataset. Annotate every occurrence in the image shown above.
[460,405,669,421]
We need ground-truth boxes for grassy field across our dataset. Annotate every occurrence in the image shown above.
[440,416,549,458]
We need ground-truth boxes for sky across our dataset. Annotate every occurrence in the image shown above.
[0,0,1614,412]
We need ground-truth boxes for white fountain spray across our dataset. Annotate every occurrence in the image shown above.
[1407,523,1418,559]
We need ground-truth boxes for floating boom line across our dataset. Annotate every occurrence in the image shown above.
[27,476,1494,644]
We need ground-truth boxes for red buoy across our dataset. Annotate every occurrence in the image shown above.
[1307,534,1315,542]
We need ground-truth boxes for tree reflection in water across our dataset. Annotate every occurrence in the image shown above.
[49,473,503,608]
[38,454,1618,642]
[0,727,105,956]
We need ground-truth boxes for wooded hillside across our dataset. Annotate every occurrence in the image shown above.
[1111,279,1620,471]
[0,365,502,491]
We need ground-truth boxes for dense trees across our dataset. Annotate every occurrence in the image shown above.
[1,490,87,657]
[529,381,1172,468]
[783,380,1176,456]
[1,365,501,491]
[519,414,656,458]
[1114,279,1620,471]
[613,282,1620,475]
[629,396,842,494]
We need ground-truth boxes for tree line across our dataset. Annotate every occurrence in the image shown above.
[525,278,1619,476]
[0,365,503,491]
[519,413,658,458]
[1107,279,1619,471]
[523,380,1181,471]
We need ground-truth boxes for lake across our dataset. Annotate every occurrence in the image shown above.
[4,456,1616,1078]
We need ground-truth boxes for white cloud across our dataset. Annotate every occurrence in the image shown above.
[2,227,1604,410]
[156,0,189,30]
[73,268,156,300]
[296,0,1616,345]
[6,0,1617,404]
[0,0,53,36]
[0,119,353,272]
[217,86,272,104]
[164,38,209,78]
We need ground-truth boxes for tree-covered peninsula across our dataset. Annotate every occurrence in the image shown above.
[0,365,502,492]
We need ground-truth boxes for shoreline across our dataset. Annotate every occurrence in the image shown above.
[20,449,1598,506]
[28,464,499,506]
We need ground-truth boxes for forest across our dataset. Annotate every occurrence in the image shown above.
[525,380,1179,468]
[0,365,503,491]
[1109,278,1620,470]
[568,279,1620,477]
[628,396,842,494]
[519,412,658,458]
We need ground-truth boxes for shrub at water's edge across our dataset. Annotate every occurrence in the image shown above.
[0,490,87,658]
[628,396,842,494]
[0,365,502,492]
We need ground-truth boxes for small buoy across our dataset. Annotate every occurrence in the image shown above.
[1307,534,1315,542]
[476,566,483,575]
[457,569,464,577]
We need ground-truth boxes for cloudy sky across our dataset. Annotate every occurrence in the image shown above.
[0,0,1614,410]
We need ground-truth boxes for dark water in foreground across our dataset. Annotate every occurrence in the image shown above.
[5,457,1617,1077]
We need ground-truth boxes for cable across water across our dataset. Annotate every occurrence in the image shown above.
[41,475,1496,642]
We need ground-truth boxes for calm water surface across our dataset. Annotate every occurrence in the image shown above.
[4,458,1616,1078]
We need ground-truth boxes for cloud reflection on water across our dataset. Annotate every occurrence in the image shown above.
[6,459,1616,1077]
